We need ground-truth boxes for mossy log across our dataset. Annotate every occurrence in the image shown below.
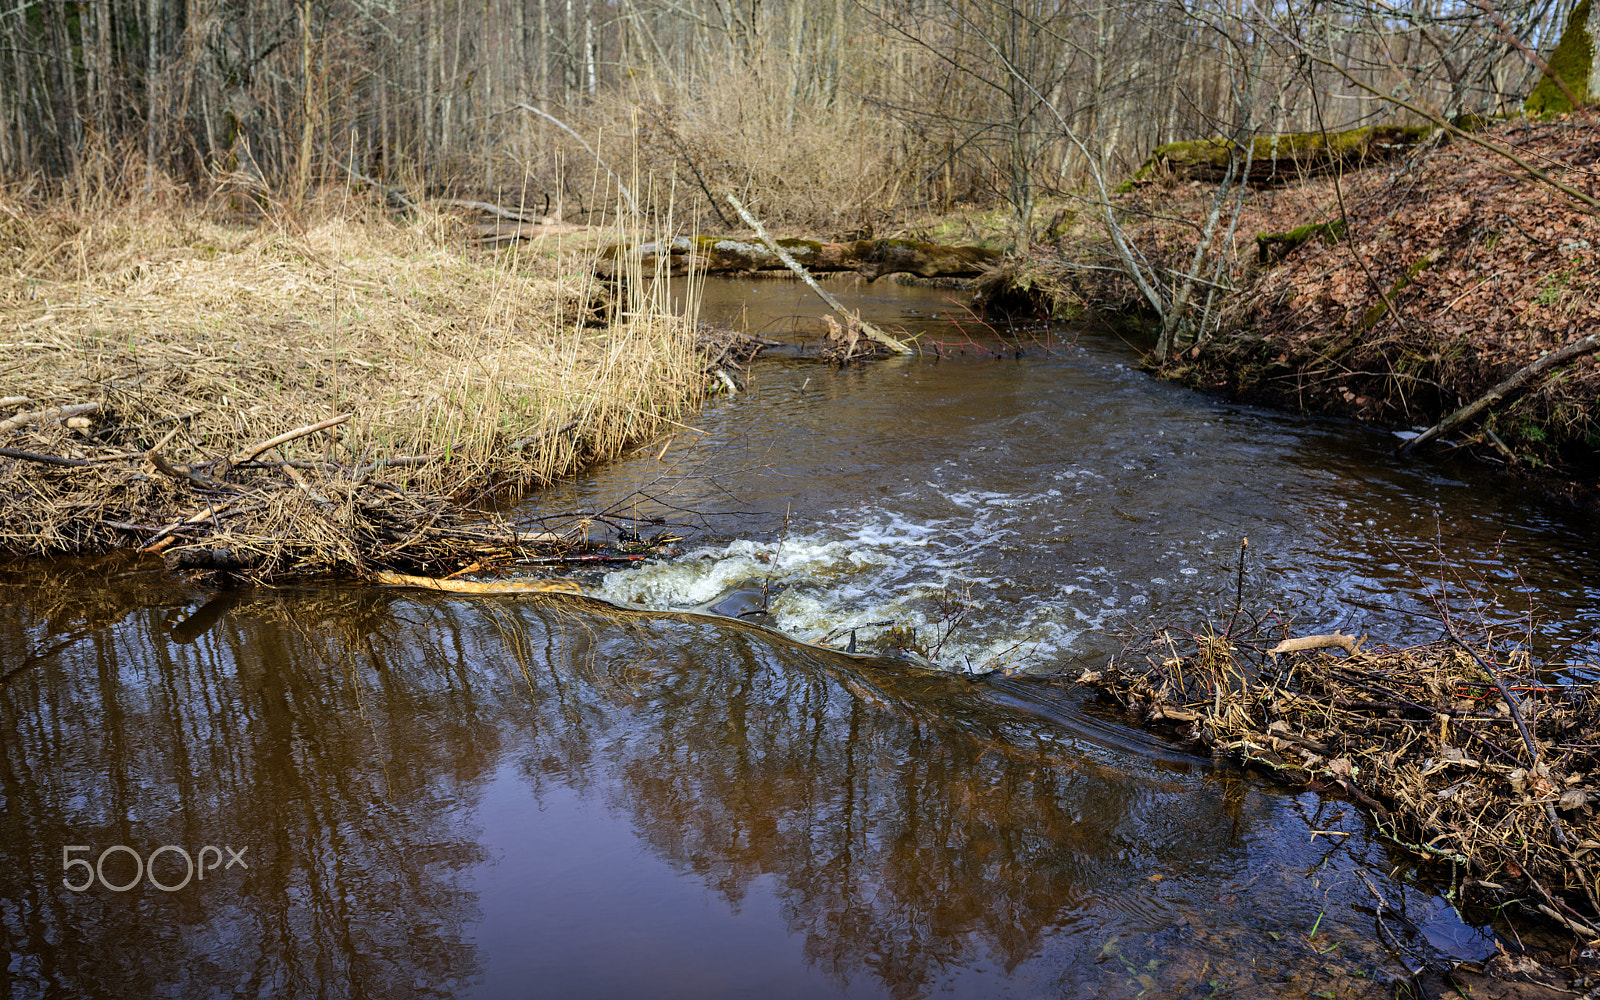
[1124,125,1435,188]
[596,235,999,281]
[1256,218,1347,264]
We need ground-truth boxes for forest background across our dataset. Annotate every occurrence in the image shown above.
[0,0,1568,234]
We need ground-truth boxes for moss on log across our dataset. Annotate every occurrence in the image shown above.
[1122,125,1435,188]
[1356,254,1435,335]
[1525,0,1599,115]
[1256,218,1347,264]
[598,236,999,281]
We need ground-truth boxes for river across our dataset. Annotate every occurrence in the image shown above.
[2,276,1595,998]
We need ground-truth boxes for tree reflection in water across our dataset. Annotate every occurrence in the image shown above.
[1,558,1479,999]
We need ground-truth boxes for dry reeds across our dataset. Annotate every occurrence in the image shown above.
[1078,616,1600,941]
[577,60,915,233]
[0,191,713,579]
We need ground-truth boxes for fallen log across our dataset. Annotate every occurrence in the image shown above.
[1124,125,1435,188]
[594,234,999,282]
[1398,332,1600,455]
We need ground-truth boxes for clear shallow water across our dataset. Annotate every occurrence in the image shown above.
[2,276,1594,998]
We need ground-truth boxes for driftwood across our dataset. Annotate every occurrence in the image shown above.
[1399,332,1600,455]
[723,194,914,356]
[228,413,352,467]
[594,233,998,282]
[1267,631,1361,657]
[373,571,586,594]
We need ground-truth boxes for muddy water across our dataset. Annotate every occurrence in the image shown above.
[1,277,1594,998]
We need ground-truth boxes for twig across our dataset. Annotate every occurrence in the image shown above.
[1227,536,1250,635]
[275,447,332,506]
[1468,0,1585,114]
[333,161,417,211]
[434,198,547,222]
[353,454,442,484]
[0,447,92,467]
[148,449,231,490]
[1536,903,1600,941]
[1440,622,1600,921]
[1357,870,1413,966]
[514,104,638,213]
[1444,628,1540,767]
[723,193,915,355]
[1274,34,1600,209]
[761,504,791,612]
[0,401,99,434]
[230,413,353,466]
[512,552,652,567]
[142,497,245,550]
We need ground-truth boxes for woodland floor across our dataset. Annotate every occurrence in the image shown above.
[1001,111,1600,505]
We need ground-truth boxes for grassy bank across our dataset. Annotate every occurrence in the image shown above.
[0,191,712,579]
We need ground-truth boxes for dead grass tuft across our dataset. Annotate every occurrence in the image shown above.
[0,192,710,578]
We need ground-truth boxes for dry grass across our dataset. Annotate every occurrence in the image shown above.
[0,189,711,576]
[576,59,915,233]
[1078,616,1600,939]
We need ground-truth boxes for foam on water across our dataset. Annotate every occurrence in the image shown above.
[594,492,1139,675]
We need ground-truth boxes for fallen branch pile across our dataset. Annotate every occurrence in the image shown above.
[1077,620,1600,940]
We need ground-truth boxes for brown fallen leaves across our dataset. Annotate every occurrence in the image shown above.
[1041,112,1600,490]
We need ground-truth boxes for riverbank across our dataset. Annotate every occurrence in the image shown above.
[1071,609,1600,993]
[0,192,715,580]
[986,112,1600,504]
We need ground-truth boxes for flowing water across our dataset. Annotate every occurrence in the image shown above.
[2,276,1596,999]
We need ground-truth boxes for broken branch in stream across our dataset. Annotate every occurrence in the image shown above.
[722,193,916,356]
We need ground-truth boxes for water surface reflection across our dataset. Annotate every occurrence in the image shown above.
[2,560,1490,998]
